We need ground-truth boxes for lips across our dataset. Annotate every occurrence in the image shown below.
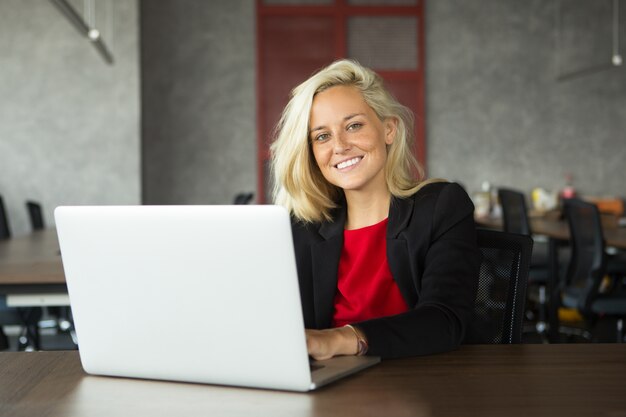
[335,156,363,170]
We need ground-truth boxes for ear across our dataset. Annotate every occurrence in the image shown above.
[383,117,398,145]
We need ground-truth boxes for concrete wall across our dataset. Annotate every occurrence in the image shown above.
[3,0,623,236]
[426,0,626,197]
[141,0,625,208]
[0,0,140,236]
[141,0,256,205]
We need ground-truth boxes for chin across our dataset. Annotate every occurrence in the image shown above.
[336,182,366,191]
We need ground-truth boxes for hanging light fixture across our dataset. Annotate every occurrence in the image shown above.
[49,0,114,64]
[556,0,622,81]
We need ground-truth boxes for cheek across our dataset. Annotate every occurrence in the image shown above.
[359,135,387,154]
[312,146,330,168]
[354,127,386,150]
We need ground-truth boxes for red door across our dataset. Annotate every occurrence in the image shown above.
[257,0,425,202]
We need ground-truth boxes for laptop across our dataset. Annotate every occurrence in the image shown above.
[54,205,379,392]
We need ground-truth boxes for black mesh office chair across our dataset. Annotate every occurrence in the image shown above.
[26,201,45,231]
[498,188,550,336]
[465,229,533,344]
[559,198,626,342]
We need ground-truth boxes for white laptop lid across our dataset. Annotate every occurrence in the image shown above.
[55,205,316,391]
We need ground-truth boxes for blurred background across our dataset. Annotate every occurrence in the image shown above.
[1,0,624,237]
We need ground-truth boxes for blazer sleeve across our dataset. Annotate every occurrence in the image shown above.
[356,183,480,358]
[290,218,319,329]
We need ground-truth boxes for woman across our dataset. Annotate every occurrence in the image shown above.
[270,60,480,360]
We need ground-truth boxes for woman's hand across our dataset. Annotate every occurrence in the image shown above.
[305,327,358,360]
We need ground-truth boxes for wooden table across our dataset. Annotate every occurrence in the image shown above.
[1,344,624,417]
[0,229,68,306]
[476,215,626,249]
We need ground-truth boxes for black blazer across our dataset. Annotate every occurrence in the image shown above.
[291,182,480,359]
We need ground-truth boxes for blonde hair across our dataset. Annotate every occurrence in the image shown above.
[270,59,436,223]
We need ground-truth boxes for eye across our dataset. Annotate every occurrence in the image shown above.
[314,132,331,142]
[347,122,363,131]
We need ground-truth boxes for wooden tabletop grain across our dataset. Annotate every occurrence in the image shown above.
[1,344,625,417]
[0,229,65,286]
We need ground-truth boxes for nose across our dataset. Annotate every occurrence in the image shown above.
[333,131,350,153]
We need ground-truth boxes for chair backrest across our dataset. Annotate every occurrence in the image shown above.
[465,229,533,344]
[498,188,532,235]
[0,195,11,240]
[562,198,606,312]
[233,192,254,205]
[26,201,45,231]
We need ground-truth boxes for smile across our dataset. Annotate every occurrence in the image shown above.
[335,157,363,170]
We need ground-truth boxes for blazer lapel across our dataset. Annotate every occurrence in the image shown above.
[387,196,419,307]
[311,206,346,328]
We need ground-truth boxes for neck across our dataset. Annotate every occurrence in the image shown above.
[344,188,391,230]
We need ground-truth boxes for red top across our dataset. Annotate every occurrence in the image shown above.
[332,218,409,328]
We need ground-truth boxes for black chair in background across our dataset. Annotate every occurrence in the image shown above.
[465,229,533,344]
[498,188,532,235]
[26,201,45,231]
[498,188,551,337]
[557,198,626,342]
[233,192,254,205]
[0,195,11,240]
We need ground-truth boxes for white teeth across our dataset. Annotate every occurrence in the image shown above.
[336,157,362,169]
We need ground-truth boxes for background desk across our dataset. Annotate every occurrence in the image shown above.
[476,215,626,249]
[1,344,625,417]
[0,229,68,307]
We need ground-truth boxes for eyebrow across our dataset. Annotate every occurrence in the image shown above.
[309,113,365,135]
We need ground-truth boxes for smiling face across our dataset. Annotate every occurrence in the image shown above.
[309,85,397,196]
